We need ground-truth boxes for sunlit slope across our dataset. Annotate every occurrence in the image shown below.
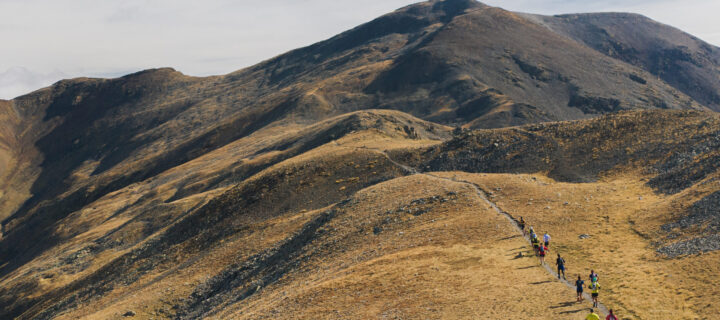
[1,0,719,318]
[2,109,718,319]
[0,110,450,319]
[3,0,717,284]
[4,0,716,242]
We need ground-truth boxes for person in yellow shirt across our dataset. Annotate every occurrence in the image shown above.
[585,308,600,320]
[589,281,601,308]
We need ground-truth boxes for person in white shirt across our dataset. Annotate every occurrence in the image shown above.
[543,232,551,247]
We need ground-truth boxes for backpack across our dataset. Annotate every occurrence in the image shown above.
[590,273,598,282]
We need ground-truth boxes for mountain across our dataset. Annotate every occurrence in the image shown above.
[526,12,720,110]
[1,0,720,318]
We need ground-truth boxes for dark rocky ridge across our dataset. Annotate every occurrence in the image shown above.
[404,110,720,193]
[663,191,720,234]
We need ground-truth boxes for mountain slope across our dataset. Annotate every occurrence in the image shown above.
[364,4,705,126]
[3,109,719,319]
[4,0,715,232]
[526,12,720,111]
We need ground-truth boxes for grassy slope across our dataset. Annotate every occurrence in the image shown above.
[0,108,717,319]
[216,109,720,319]
[0,111,449,318]
[12,110,714,319]
[0,99,45,223]
[217,174,596,319]
[442,172,715,318]
[4,1,716,237]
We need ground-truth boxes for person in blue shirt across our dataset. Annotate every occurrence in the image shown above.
[589,270,598,283]
[556,254,566,280]
[575,275,585,302]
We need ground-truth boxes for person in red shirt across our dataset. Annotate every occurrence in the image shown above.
[537,243,548,265]
[606,309,618,320]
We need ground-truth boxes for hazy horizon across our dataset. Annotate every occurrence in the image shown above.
[2,0,718,99]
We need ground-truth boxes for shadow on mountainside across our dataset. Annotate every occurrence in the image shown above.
[0,111,448,319]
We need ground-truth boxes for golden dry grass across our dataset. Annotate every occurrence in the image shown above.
[0,100,43,223]
[213,174,605,319]
[2,110,718,320]
[436,171,715,319]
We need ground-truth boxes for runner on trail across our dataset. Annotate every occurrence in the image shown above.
[606,309,618,320]
[538,242,547,265]
[556,254,566,280]
[589,270,598,283]
[585,308,600,320]
[518,217,526,236]
[589,281,601,308]
[531,234,540,255]
[543,232,550,247]
[575,275,585,302]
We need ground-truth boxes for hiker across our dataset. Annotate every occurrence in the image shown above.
[589,270,598,283]
[538,242,547,265]
[556,254,566,280]
[528,226,534,240]
[529,229,537,244]
[575,275,585,302]
[585,308,601,320]
[589,281,601,308]
[606,309,618,320]
[531,234,540,255]
[543,232,550,247]
[518,217,526,236]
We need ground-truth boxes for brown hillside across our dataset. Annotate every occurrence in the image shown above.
[1,109,719,319]
[529,12,720,111]
[3,0,715,246]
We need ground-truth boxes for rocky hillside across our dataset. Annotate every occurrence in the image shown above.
[528,12,720,111]
[1,0,720,318]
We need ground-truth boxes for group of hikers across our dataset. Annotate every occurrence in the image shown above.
[518,217,620,320]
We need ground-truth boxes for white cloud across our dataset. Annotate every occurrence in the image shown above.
[1,0,718,99]
[0,67,67,100]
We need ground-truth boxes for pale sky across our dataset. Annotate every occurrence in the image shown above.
[1,0,718,99]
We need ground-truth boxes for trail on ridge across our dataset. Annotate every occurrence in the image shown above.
[355,144,611,316]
